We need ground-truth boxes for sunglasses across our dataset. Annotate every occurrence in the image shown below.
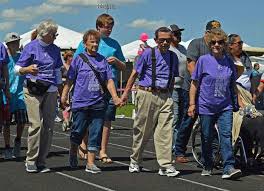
[210,39,225,45]
[232,41,243,45]
[51,33,59,38]
[158,38,172,43]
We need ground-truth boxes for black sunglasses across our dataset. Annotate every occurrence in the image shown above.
[158,38,172,43]
[210,39,225,45]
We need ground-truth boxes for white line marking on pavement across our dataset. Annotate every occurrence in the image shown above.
[56,172,116,191]
[51,143,230,191]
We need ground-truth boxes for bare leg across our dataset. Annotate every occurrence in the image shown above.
[78,129,88,160]
[16,124,25,139]
[99,121,112,163]
[87,152,96,166]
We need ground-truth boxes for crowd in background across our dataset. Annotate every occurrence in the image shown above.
[0,14,264,180]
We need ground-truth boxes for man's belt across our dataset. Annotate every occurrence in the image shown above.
[138,86,171,93]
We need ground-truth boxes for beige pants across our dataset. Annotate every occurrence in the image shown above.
[130,89,174,168]
[24,88,57,166]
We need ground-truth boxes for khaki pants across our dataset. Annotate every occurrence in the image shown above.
[24,88,57,166]
[130,89,174,168]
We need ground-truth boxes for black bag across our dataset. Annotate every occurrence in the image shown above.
[26,79,51,96]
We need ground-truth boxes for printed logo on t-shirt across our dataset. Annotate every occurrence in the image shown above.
[214,76,228,98]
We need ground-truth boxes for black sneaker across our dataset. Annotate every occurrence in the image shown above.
[222,168,242,179]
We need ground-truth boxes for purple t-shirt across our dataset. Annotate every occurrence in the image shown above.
[134,47,179,88]
[16,39,63,84]
[192,54,236,115]
[0,42,8,78]
[68,52,112,109]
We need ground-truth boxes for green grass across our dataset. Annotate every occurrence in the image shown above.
[116,103,135,117]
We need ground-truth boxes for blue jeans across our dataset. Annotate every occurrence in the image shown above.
[174,89,197,156]
[70,101,106,152]
[200,110,235,172]
[172,88,184,151]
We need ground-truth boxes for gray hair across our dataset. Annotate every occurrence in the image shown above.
[37,19,58,38]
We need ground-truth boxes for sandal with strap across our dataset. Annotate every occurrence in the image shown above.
[99,155,113,164]
[78,146,88,160]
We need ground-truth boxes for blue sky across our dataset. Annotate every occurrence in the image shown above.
[0,0,263,47]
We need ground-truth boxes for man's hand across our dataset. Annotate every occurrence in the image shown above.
[121,91,129,104]
[112,96,124,107]
[188,105,196,118]
[107,56,118,65]
[24,64,39,76]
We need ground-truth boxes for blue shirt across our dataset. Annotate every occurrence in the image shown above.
[74,37,125,86]
[0,42,8,79]
[6,53,26,111]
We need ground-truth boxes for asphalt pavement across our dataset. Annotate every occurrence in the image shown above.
[0,117,264,191]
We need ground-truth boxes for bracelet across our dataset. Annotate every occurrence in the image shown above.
[189,104,195,106]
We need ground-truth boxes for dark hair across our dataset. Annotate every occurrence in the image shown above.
[63,50,74,62]
[228,34,240,44]
[154,27,172,39]
[96,14,114,30]
[31,30,38,41]
[83,29,101,43]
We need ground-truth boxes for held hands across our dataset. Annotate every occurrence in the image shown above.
[188,105,196,118]
[60,96,69,110]
[26,64,39,76]
[121,91,129,104]
[112,96,125,107]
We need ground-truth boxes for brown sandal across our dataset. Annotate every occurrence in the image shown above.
[78,146,87,160]
[99,155,113,164]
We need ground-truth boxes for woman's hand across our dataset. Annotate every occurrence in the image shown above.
[188,104,196,118]
[23,64,39,75]
[112,96,124,107]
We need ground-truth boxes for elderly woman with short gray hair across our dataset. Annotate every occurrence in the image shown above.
[15,19,63,173]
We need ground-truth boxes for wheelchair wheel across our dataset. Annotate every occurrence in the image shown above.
[191,122,221,168]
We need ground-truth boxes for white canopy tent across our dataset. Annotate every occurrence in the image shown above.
[20,25,83,50]
[121,38,264,62]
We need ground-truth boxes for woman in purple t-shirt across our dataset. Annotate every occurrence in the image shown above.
[61,30,122,174]
[188,28,241,179]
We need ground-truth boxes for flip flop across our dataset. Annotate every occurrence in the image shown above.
[99,156,113,164]
[78,146,87,160]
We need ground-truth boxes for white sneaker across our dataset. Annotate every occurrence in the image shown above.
[55,116,62,122]
[129,163,140,173]
[158,166,180,177]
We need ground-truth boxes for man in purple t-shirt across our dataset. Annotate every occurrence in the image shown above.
[122,27,180,177]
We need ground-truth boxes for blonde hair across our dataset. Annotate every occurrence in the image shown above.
[208,28,227,44]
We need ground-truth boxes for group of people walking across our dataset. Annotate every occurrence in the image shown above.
[0,14,263,180]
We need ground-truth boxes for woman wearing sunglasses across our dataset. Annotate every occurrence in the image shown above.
[188,28,241,179]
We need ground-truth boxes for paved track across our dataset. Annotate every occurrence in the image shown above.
[0,118,264,191]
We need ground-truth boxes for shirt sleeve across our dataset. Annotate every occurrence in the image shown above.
[0,43,8,64]
[73,41,85,59]
[67,56,79,81]
[16,45,33,67]
[191,57,203,81]
[56,47,63,69]
[105,59,113,80]
[134,51,148,74]
[187,39,199,62]
[114,42,126,62]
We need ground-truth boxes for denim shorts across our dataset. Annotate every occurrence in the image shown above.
[70,101,106,152]
[104,97,116,122]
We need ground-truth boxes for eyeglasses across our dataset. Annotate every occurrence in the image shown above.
[158,38,172,43]
[51,33,59,38]
[210,39,225,45]
[232,41,243,45]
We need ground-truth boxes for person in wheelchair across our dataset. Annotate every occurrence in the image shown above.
[228,34,263,165]
[188,28,242,179]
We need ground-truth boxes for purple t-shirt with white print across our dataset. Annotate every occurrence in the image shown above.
[134,47,179,88]
[68,52,112,109]
[0,42,8,78]
[191,53,237,115]
[16,39,63,84]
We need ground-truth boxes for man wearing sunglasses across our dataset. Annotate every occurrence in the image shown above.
[122,27,180,177]
[173,20,221,163]
[167,24,188,163]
